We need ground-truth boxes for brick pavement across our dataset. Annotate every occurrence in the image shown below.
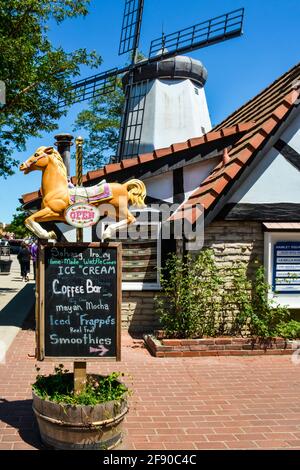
[0,325,300,450]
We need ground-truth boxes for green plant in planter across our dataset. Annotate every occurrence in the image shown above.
[249,266,290,338]
[155,250,298,340]
[276,320,300,339]
[155,250,223,338]
[33,364,128,406]
[32,365,130,450]
[155,254,194,338]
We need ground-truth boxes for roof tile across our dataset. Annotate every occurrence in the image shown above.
[104,163,121,174]
[22,190,40,204]
[138,153,155,163]
[87,169,105,180]
[224,161,243,179]
[273,102,290,120]
[154,147,171,158]
[247,131,266,150]
[171,142,189,152]
[197,192,217,210]
[121,158,139,169]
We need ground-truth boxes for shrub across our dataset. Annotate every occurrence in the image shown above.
[154,254,197,338]
[155,250,296,339]
[155,250,223,338]
[249,266,290,338]
[229,263,253,336]
[32,365,128,406]
[276,320,300,339]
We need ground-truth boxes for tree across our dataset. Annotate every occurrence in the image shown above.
[0,0,101,178]
[6,206,30,238]
[74,77,124,170]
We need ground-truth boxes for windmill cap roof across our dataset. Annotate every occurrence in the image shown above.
[122,55,208,87]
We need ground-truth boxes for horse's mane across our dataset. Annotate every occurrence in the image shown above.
[38,146,67,178]
[50,149,67,178]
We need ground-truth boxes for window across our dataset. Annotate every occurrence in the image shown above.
[120,222,161,291]
[94,209,161,291]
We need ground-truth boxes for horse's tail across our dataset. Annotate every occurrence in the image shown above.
[125,179,146,208]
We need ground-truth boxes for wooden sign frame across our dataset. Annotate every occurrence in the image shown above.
[36,242,122,362]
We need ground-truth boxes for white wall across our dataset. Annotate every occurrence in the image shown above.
[145,172,174,203]
[144,157,219,203]
[183,158,218,199]
[230,110,300,204]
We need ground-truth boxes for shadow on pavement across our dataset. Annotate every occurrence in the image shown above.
[0,287,19,296]
[0,398,43,449]
[0,284,35,330]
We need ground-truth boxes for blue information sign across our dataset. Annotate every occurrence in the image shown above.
[273,242,300,293]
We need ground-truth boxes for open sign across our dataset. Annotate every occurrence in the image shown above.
[65,203,100,228]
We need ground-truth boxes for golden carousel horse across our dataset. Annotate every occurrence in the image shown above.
[20,146,146,240]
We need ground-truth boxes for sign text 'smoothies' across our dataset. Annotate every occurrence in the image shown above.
[36,243,121,361]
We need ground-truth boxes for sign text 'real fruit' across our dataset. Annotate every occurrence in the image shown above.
[65,203,100,228]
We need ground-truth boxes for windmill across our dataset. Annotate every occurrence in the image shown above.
[59,1,245,161]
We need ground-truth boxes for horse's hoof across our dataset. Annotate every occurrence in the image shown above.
[48,231,57,240]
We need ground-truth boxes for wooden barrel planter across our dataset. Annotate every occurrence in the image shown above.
[32,374,128,450]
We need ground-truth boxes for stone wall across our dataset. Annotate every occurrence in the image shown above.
[122,291,160,332]
[203,220,264,274]
[122,221,264,332]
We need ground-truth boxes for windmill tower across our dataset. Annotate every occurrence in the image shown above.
[120,55,211,157]
[60,1,245,161]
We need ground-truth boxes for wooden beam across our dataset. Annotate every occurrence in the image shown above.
[274,139,300,171]
[173,168,184,204]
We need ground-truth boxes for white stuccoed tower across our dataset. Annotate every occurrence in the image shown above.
[121,55,212,157]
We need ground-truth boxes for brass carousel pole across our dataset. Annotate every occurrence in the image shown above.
[75,136,84,243]
[74,136,86,393]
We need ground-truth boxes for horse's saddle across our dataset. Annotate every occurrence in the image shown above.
[69,180,112,204]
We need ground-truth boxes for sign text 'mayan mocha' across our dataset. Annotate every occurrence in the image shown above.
[44,245,118,358]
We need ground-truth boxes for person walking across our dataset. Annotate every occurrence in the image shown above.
[30,239,38,281]
[17,242,31,281]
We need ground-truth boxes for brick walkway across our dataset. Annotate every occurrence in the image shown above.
[0,326,300,450]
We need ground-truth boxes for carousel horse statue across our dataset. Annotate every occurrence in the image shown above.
[19,146,146,240]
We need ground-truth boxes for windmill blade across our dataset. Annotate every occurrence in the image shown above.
[149,8,244,59]
[58,67,122,107]
[119,0,144,57]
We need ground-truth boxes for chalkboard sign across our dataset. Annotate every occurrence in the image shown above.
[36,243,121,361]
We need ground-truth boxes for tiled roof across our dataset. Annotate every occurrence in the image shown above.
[21,123,254,205]
[170,62,300,223]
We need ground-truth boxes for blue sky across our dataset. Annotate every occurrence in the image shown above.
[1,0,300,223]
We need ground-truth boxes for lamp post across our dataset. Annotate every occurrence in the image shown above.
[75,136,84,243]
[74,136,86,393]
